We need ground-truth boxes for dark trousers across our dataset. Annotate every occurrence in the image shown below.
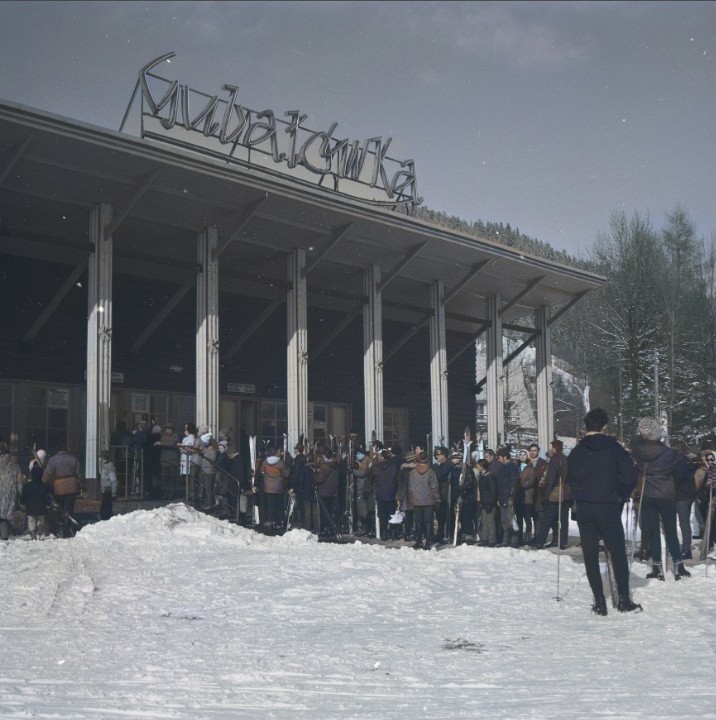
[437,496,456,540]
[99,490,114,520]
[534,501,569,547]
[378,498,397,539]
[317,496,336,533]
[675,499,693,548]
[458,499,476,537]
[640,497,682,564]
[55,493,77,516]
[575,501,630,600]
[413,505,435,547]
[265,492,285,524]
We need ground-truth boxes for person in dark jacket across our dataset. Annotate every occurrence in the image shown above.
[365,449,400,540]
[20,450,51,539]
[631,417,690,580]
[496,448,520,547]
[567,407,641,615]
[434,447,455,542]
[673,444,697,560]
[289,443,313,531]
[533,440,570,549]
[314,450,340,536]
[476,459,498,546]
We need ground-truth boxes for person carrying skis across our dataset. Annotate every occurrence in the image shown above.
[566,408,641,615]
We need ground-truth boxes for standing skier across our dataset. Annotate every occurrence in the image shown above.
[631,417,690,580]
[406,451,440,549]
[566,408,641,615]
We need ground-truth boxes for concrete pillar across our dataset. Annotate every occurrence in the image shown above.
[287,249,308,450]
[196,227,220,437]
[486,294,504,450]
[363,265,384,444]
[535,305,554,450]
[429,280,449,446]
[86,203,113,484]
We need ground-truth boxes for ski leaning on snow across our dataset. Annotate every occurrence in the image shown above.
[602,546,619,608]
[453,427,471,547]
[285,493,297,533]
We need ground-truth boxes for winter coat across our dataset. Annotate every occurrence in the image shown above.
[674,458,696,502]
[42,450,82,496]
[497,461,519,506]
[0,453,23,520]
[365,457,399,502]
[179,434,196,475]
[477,470,497,512]
[100,460,118,496]
[406,463,439,507]
[458,467,475,500]
[290,454,314,499]
[262,457,288,495]
[314,458,339,498]
[20,477,51,516]
[396,463,415,511]
[630,439,679,500]
[199,444,217,477]
[543,452,569,503]
[567,434,637,503]
[159,431,180,468]
[519,458,547,504]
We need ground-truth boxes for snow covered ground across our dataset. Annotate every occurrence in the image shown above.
[1,504,714,720]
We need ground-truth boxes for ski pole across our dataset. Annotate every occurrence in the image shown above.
[555,475,563,601]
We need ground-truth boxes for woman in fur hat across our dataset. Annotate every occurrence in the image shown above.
[631,417,690,580]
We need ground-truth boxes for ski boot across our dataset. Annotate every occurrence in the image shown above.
[681,545,692,560]
[617,596,643,613]
[646,563,665,581]
[591,595,608,616]
[674,562,691,580]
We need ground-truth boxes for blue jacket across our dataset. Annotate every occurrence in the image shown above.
[497,462,519,506]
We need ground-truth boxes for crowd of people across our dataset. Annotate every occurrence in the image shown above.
[1,410,714,615]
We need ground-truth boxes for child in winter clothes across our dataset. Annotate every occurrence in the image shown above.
[99,450,118,520]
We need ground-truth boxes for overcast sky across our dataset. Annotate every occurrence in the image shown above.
[0,1,713,257]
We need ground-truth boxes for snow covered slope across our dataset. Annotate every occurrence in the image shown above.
[1,504,714,719]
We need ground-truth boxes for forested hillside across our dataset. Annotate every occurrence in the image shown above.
[416,205,716,446]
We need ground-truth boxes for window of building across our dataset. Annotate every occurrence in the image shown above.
[383,407,408,450]
[261,400,287,449]
[25,386,69,454]
[309,403,327,446]
[175,395,196,435]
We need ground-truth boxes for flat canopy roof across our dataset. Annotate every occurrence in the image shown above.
[0,99,605,336]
